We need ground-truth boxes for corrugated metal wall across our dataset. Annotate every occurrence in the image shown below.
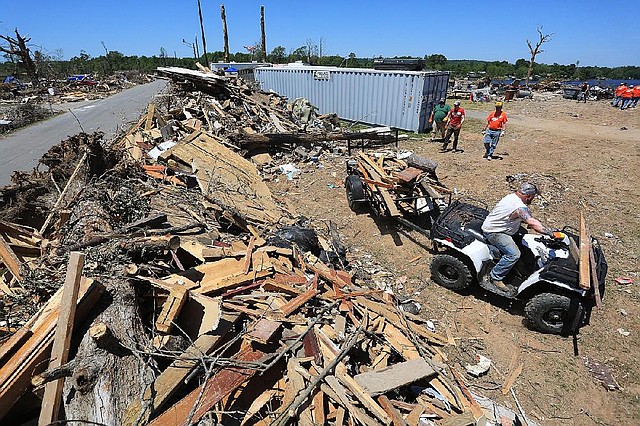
[254,65,449,132]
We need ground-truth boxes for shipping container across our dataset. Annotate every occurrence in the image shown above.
[254,64,449,133]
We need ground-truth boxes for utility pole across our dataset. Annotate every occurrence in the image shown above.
[195,36,200,58]
[221,4,230,62]
[260,5,266,62]
[197,0,209,66]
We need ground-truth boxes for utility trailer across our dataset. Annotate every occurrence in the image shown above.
[344,151,451,236]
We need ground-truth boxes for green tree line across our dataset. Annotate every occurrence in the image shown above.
[2,46,639,83]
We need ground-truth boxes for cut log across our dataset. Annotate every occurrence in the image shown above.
[354,358,436,396]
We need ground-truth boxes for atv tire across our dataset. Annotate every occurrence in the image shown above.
[345,174,367,212]
[524,292,584,335]
[430,254,473,291]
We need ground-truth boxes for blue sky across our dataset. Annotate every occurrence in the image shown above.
[1,0,638,67]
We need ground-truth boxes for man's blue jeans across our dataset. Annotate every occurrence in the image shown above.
[484,232,521,281]
[484,130,501,156]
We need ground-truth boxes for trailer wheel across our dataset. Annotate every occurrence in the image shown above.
[345,175,367,212]
[524,293,584,335]
[430,254,472,291]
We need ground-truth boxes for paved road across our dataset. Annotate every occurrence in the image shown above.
[0,79,168,186]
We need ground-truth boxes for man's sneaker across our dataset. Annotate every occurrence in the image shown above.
[482,153,489,158]
[487,155,492,161]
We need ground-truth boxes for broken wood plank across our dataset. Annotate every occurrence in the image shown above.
[0,278,102,420]
[0,237,22,281]
[145,103,156,130]
[122,314,238,425]
[579,211,591,290]
[0,328,31,366]
[148,345,266,426]
[246,318,281,344]
[378,395,408,426]
[279,287,319,316]
[38,252,85,426]
[155,284,188,334]
[502,362,524,396]
[354,358,436,396]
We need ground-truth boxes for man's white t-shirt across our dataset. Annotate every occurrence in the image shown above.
[481,193,527,235]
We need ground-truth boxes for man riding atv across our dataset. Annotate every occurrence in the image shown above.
[429,184,607,335]
[482,183,552,296]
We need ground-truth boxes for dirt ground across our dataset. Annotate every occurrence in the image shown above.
[268,94,640,425]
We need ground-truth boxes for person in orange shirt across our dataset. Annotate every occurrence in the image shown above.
[482,101,508,160]
[632,85,640,108]
[613,82,626,107]
[621,85,634,110]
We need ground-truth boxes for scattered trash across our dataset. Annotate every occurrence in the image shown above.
[278,163,300,180]
[617,328,630,336]
[583,356,621,391]
[614,277,634,285]
[465,354,492,377]
[604,232,614,238]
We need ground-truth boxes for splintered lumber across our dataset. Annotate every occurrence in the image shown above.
[501,362,524,396]
[145,103,156,130]
[439,411,476,426]
[271,320,366,426]
[579,211,591,290]
[195,257,273,295]
[167,132,283,225]
[354,358,436,396]
[38,252,85,426]
[246,318,281,344]
[450,367,484,419]
[377,395,409,426]
[0,328,31,366]
[155,284,188,333]
[0,237,22,281]
[0,278,103,420]
[122,314,239,425]
[316,330,390,424]
[148,344,266,426]
[279,287,319,316]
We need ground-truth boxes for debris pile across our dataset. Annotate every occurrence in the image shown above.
[0,68,515,425]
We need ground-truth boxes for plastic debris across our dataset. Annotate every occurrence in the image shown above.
[465,354,492,377]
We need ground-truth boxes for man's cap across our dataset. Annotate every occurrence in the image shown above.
[439,98,445,103]
[454,100,461,106]
[519,183,538,196]
[495,101,503,107]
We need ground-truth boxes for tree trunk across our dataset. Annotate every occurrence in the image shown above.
[221,5,230,63]
[261,6,267,62]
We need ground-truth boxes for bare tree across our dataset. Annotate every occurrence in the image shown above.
[260,5,267,62]
[305,38,317,64]
[221,4,229,62]
[198,0,209,66]
[0,29,38,83]
[526,26,553,86]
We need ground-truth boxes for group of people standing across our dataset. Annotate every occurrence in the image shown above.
[613,82,639,110]
[428,99,507,160]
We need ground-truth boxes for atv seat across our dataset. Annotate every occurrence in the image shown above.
[464,219,487,243]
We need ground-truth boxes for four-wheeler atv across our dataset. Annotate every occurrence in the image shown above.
[429,200,607,335]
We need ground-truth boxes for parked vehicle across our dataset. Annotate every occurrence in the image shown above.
[67,74,96,85]
[429,200,607,335]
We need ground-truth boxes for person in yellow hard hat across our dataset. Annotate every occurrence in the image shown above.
[481,101,508,160]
